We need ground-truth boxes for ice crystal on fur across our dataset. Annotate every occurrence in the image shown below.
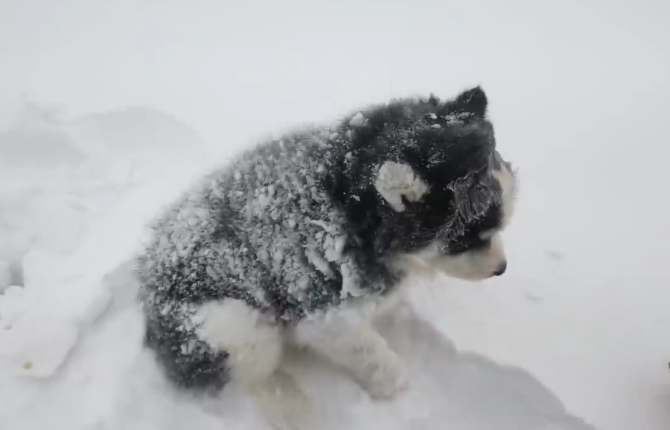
[136,86,515,392]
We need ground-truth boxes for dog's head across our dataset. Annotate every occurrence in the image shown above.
[341,87,517,281]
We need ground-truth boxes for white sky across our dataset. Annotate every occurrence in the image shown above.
[1,0,667,153]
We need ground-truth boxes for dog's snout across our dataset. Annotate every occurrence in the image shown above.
[493,261,507,277]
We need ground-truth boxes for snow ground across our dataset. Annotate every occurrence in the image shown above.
[1,0,669,429]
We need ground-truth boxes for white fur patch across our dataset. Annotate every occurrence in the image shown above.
[195,299,282,386]
[492,164,516,227]
[374,161,430,212]
[479,229,497,240]
[398,232,507,281]
[290,316,408,400]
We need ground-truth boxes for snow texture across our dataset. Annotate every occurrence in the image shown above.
[0,260,597,430]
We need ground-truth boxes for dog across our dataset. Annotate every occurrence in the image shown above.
[136,86,517,429]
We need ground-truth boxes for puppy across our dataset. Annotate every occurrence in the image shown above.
[136,86,517,429]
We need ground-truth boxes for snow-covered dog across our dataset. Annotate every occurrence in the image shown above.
[136,86,518,429]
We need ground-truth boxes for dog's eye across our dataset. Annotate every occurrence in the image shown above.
[448,237,491,254]
[474,238,492,249]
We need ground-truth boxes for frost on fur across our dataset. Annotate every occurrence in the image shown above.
[136,86,516,396]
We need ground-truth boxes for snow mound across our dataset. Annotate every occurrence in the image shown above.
[0,127,85,168]
[0,102,209,386]
[69,107,205,159]
[0,274,112,379]
[0,307,79,378]
[0,102,208,291]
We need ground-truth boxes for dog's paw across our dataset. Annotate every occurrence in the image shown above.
[357,353,409,400]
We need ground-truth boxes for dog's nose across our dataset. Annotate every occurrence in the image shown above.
[493,261,507,276]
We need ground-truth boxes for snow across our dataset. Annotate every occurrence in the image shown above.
[1,0,669,429]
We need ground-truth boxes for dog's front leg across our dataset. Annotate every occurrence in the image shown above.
[290,318,408,400]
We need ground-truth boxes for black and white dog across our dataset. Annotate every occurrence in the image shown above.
[136,86,517,428]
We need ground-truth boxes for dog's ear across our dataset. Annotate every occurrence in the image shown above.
[374,161,430,212]
[454,86,488,118]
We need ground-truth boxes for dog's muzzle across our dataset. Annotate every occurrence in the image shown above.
[493,261,507,276]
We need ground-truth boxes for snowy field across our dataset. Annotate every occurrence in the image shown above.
[1,0,669,429]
